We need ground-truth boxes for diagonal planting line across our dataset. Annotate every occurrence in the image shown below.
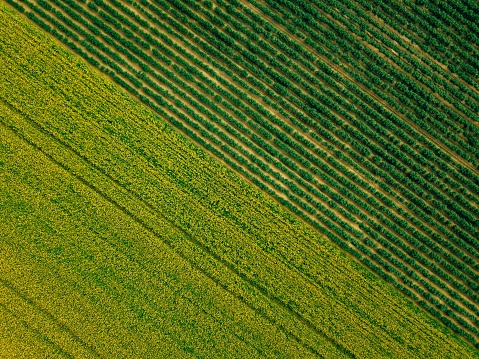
[0,301,72,359]
[0,301,73,359]
[0,96,352,358]
[0,278,101,359]
[0,60,395,328]
[2,3,479,357]
[0,97,342,358]
[0,131,266,358]
[0,193,260,359]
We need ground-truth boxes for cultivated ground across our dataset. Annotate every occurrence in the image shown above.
[2,0,479,352]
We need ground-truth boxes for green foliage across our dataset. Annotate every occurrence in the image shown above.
[5,0,479,349]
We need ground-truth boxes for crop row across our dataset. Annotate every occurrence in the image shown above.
[9,0,479,345]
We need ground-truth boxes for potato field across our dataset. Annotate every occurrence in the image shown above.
[1,0,479,357]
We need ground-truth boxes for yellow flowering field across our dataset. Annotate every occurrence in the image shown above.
[0,3,477,358]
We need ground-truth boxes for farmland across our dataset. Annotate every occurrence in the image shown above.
[1,0,479,357]
[3,4,479,358]
[4,0,479,347]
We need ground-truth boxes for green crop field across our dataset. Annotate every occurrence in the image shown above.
[1,0,479,357]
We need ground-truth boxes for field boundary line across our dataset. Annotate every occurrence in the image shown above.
[0,96,347,359]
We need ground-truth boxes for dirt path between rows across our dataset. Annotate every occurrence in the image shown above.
[243,0,479,178]
[11,0,479,340]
